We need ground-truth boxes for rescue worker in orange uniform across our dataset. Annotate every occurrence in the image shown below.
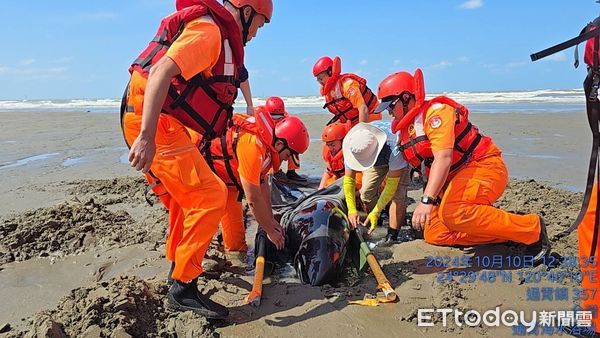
[375,69,551,264]
[312,56,381,126]
[264,96,307,182]
[319,121,358,189]
[202,108,310,254]
[122,0,273,318]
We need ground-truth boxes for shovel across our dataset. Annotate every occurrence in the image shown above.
[246,231,267,307]
[354,228,397,302]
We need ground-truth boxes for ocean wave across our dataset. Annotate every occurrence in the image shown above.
[438,89,584,104]
[0,89,586,113]
[0,99,121,112]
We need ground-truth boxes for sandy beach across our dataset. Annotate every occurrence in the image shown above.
[0,109,592,337]
[0,109,591,217]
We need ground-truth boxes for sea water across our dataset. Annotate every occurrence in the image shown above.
[0,89,587,114]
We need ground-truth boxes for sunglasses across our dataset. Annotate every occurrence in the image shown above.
[385,91,415,114]
[385,97,401,114]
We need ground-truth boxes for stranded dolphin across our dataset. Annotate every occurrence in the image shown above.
[261,179,351,286]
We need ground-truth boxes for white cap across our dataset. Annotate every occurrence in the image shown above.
[342,122,387,171]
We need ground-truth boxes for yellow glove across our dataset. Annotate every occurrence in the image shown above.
[365,177,401,232]
[343,176,358,215]
[365,212,380,233]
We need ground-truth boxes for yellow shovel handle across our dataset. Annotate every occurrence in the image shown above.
[366,254,397,301]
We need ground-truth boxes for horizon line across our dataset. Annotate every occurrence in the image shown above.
[0,87,585,102]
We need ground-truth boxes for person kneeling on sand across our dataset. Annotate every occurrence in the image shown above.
[319,120,360,189]
[201,108,310,258]
[375,69,551,264]
[342,123,410,243]
[123,0,273,319]
[264,96,308,183]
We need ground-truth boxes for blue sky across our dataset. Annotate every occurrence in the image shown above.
[0,0,599,99]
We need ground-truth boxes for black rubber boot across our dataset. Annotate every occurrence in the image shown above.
[286,170,307,182]
[273,169,286,180]
[167,279,229,319]
[167,261,175,286]
[531,217,552,265]
[385,227,400,242]
[376,228,400,246]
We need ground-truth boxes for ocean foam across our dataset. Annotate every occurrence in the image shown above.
[0,89,586,114]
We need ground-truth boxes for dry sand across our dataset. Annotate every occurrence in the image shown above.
[0,109,593,337]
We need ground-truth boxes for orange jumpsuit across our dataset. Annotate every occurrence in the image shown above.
[322,173,340,188]
[123,18,228,282]
[217,130,274,252]
[205,125,278,251]
[578,183,599,332]
[321,146,362,189]
[420,104,541,246]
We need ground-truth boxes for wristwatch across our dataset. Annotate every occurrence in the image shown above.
[421,195,440,205]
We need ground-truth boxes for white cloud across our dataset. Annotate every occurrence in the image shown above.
[426,61,452,70]
[543,51,567,62]
[19,59,36,66]
[360,59,368,66]
[506,61,527,69]
[0,66,68,79]
[393,59,402,66]
[457,56,470,63]
[459,0,483,9]
[51,57,74,64]
[47,67,68,74]
[300,57,309,64]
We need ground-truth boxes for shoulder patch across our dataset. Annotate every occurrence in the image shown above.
[429,116,442,129]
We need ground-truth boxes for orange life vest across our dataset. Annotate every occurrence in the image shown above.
[129,0,246,140]
[322,146,345,179]
[202,112,279,200]
[397,96,492,178]
[322,74,379,125]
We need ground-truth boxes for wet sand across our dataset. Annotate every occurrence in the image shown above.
[0,109,591,216]
[0,109,593,337]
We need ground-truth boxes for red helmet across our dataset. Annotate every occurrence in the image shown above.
[313,56,333,77]
[265,96,285,115]
[227,0,273,22]
[375,69,425,113]
[275,116,310,155]
[321,121,350,143]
